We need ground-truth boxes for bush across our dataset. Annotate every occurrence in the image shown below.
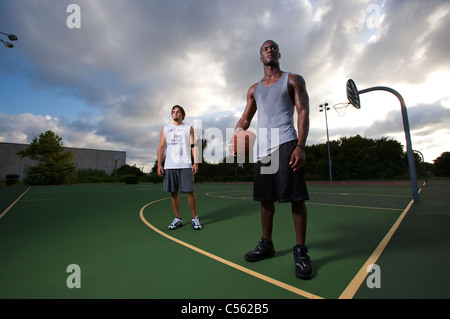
[144,174,163,184]
[75,169,113,183]
[125,176,139,184]
[112,164,146,184]
[5,174,20,186]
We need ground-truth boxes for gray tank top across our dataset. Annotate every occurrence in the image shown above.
[254,72,297,160]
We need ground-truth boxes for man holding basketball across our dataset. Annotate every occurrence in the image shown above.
[232,40,312,279]
[157,105,202,230]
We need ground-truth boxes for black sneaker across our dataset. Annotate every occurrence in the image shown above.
[244,238,275,262]
[293,245,313,280]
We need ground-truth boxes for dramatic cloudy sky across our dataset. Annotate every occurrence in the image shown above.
[1,0,449,171]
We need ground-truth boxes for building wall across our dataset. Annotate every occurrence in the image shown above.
[0,142,126,181]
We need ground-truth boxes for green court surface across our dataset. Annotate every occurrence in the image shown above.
[0,181,449,299]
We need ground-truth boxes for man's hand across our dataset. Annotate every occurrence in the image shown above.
[289,147,306,171]
[157,164,164,176]
[192,163,199,175]
[228,142,237,157]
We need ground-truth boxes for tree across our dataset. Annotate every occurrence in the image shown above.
[150,134,412,182]
[432,152,450,177]
[16,131,77,185]
[114,164,145,177]
[305,135,408,180]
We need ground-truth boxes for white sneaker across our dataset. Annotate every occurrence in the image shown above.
[168,217,183,230]
[191,216,202,230]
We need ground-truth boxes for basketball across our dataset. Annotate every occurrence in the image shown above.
[233,130,256,158]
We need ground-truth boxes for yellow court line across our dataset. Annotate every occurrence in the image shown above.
[0,186,31,220]
[339,187,423,299]
[139,198,323,299]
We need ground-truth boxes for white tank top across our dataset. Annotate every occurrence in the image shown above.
[163,123,192,169]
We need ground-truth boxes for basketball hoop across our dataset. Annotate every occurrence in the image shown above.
[343,78,419,202]
[333,102,352,117]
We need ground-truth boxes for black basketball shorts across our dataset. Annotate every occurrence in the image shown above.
[253,140,309,203]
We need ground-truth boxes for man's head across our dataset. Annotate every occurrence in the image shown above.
[260,40,281,65]
[171,105,185,122]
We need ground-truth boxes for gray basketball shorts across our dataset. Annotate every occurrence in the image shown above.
[253,140,309,203]
[163,168,195,193]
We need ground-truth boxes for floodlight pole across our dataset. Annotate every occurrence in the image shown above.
[319,103,332,181]
[356,86,420,202]
[114,159,118,185]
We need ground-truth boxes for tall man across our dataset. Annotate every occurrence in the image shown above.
[233,40,312,279]
[157,105,202,230]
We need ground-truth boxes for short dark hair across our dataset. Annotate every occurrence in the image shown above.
[172,105,185,120]
[260,40,279,54]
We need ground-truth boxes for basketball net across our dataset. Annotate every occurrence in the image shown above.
[333,102,352,117]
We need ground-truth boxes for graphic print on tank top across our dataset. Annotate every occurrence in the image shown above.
[164,123,192,169]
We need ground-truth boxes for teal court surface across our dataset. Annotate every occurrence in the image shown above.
[1,180,449,300]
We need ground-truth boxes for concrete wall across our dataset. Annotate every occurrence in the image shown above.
[0,142,126,181]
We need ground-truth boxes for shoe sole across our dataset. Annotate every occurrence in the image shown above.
[295,272,313,280]
[191,221,202,230]
[244,251,275,262]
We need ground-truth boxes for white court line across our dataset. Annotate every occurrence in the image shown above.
[206,191,404,211]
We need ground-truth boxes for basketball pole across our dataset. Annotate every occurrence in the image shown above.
[413,150,428,183]
[356,86,420,202]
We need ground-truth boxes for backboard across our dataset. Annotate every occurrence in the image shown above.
[113,153,125,161]
[347,79,361,109]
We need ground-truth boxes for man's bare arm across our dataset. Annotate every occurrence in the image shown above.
[230,83,258,155]
[289,74,310,171]
[157,128,166,176]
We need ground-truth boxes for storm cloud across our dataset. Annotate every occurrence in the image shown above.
[0,0,448,170]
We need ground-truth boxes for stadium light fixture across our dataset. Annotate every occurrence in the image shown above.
[1,31,18,49]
